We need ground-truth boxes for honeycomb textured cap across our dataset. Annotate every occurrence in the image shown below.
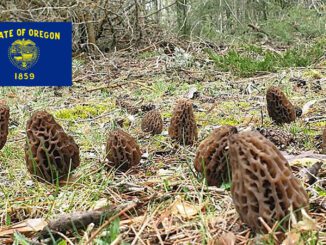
[25,111,80,184]
[168,99,198,145]
[141,110,163,135]
[322,127,326,154]
[266,86,296,124]
[106,129,141,171]
[194,125,237,186]
[229,131,308,233]
[0,103,10,150]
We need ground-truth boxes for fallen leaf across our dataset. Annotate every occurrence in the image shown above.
[187,87,198,99]
[301,100,317,115]
[304,161,323,184]
[292,209,317,231]
[302,98,326,116]
[187,87,199,99]
[282,232,302,245]
[282,151,326,164]
[290,158,325,167]
[215,232,236,245]
[92,198,108,210]
[170,196,203,219]
[158,169,175,176]
[0,218,48,236]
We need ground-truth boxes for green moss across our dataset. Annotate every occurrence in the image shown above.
[317,188,326,197]
[303,69,323,79]
[237,101,251,109]
[55,104,107,120]
[312,121,326,127]
[215,117,239,126]
[162,111,172,118]
[219,101,236,110]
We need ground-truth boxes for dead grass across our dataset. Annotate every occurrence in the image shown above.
[0,48,325,244]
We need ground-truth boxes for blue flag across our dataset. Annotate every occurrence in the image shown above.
[0,22,72,86]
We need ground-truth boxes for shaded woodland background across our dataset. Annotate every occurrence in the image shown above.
[0,1,325,244]
[1,0,325,53]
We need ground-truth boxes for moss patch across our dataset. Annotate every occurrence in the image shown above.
[55,104,108,120]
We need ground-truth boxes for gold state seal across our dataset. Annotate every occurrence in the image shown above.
[8,39,39,70]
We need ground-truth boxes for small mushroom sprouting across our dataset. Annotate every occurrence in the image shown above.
[0,102,9,151]
[106,129,141,171]
[168,99,198,145]
[194,125,237,186]
[25,111,80,184]
[266,86,296,124]
[229,131,308,233]
[141,109,163,135]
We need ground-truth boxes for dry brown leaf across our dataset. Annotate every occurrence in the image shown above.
[290,157,325,167]
[215,232,236,245]
[301,100,317,115]
[170,196,203,219]
[0,218,47,236]
[282,232,302,245]
[292,209,317,231]
[92,198,108,210]
[282,208,317,245]
[282,151,326,164]
[120,215,146,225]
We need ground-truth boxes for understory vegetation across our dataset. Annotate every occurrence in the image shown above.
[0,0,325,244]
[206,38,326,77]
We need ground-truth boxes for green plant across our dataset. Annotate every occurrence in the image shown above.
[206,38,325,77]
[95,218,121,244]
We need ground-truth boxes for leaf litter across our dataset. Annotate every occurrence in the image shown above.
[0,46,325,244]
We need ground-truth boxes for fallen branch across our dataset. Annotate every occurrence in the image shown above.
[38,202,137,239]
[86,202,137,244]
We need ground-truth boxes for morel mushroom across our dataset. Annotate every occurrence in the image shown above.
[322,127,326,154]
[168,99,198,145]
[229,131,308,233]
[106,129,141,171]
[194,125,237,186]
[25,111,80,184]
[0,103,9,150]
[266,86,296,124]
[141,110,163,135]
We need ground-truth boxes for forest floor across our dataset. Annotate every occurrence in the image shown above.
[0,42,325,244]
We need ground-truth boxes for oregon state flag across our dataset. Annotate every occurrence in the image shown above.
[0,22,72,86]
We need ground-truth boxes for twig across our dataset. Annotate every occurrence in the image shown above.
[131,215,151,245]
[86,202,137,244]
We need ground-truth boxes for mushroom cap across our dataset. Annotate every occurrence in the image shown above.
[141,109,163,135]
[0,103,10,150]
[25,110,80,184]
[266,86,296,124]
[229,131,308,233]
[194,125,237,186]
[106,129,141,171]
[168,99,198,145]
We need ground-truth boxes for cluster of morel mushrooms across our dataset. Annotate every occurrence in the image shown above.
[0,86,325,234]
